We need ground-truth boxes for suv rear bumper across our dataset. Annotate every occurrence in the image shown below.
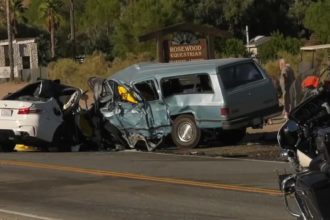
[222,105,283,130]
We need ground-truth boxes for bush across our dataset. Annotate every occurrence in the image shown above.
[110,52,154,75]
[262,51,301,79]
[263,60,280,79]
[48,55,108,90]
[48,52,154,90]
[222,38,249,58]
[258,32,302,63]
[48,59,80,86]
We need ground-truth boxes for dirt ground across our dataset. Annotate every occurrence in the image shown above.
[0,82,27,99]
[158,118,286,162]
[0,82,285,161]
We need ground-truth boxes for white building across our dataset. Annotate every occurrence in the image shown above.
[0,38,38,80]
[246,35,272,57]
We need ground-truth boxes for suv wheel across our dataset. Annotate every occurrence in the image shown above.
[219,128,246,145]
[171,115,201,149]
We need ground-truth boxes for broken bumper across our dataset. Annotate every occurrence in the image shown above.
[222,105,283,130]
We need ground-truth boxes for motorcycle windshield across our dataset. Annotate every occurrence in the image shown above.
[289,62,330,110]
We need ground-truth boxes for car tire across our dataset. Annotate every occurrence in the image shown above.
[51,124,73,152]
[219,128,246,145]
[0,142,15,152]
[171,115,201,149]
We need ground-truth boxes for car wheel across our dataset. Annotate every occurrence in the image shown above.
[0,142,15,152]
[219,128,246,145]
[171,115,201,149]
[51,125,72,152]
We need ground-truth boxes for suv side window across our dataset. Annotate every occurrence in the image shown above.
[134,80,159,101]
[161,74,213,98]
[219,62,264,90]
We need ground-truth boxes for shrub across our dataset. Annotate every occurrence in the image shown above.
[258,32,302,63]
[48,59,80,86]
[48,52,154,90]
[263,60,280,78]
[110,52,154,75]
[262,51,301,79]
[222,38,249,58]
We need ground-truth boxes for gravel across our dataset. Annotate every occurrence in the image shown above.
[157,116,287,162]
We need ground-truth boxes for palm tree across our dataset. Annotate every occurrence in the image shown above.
[69,0,75,57]
[39,0,63,58]
[10,0,27,38]
[5,0,14,81]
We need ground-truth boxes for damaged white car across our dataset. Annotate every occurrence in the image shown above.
[0,80,83,151]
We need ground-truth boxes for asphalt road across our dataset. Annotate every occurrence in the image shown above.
[0,151,294,220]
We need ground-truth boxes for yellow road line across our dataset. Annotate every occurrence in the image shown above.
[0,159,283,196]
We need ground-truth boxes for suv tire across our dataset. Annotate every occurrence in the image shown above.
[171,115,201,149]
[219,128,246,145]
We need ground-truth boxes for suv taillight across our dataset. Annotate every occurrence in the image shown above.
[18,107,41,114]
[220,107,230,116]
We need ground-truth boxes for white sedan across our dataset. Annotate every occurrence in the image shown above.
[0,80,82,151]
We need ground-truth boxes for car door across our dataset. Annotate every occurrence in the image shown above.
[99,79,171,150]
[133,78,171,134]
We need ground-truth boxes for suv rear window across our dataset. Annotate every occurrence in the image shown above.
[218,62,264,90]
[161,74,213,98]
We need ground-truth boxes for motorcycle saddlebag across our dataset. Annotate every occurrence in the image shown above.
[295,171,330,220]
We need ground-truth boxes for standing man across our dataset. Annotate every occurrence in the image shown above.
[279,58,295,119]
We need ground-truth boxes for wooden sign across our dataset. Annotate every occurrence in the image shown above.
[165,39,208,62]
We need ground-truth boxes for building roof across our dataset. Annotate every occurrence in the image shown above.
[300,44,330,51]
[0,38,36,46]
[139,23,231,42]
[246,35,272,48]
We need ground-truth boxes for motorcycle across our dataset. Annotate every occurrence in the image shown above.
[278,70,330,219]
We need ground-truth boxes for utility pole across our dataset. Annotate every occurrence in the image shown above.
[6,0,14,81]
[69,0,76,58]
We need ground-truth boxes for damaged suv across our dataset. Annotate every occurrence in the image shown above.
[108,58,281,149]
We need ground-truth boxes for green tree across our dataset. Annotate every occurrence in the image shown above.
[178,0,226,27]
[10,0,27,37]
[289,0,316,37]
[39,0,64,58]
[78,0,120,56]
[113,0,184,58]
[25,0,43,25]
[0,0,26,36]
[223,0,253,36]
[304,0,330,43]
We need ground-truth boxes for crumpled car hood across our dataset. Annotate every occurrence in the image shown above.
[88,77,171,151]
